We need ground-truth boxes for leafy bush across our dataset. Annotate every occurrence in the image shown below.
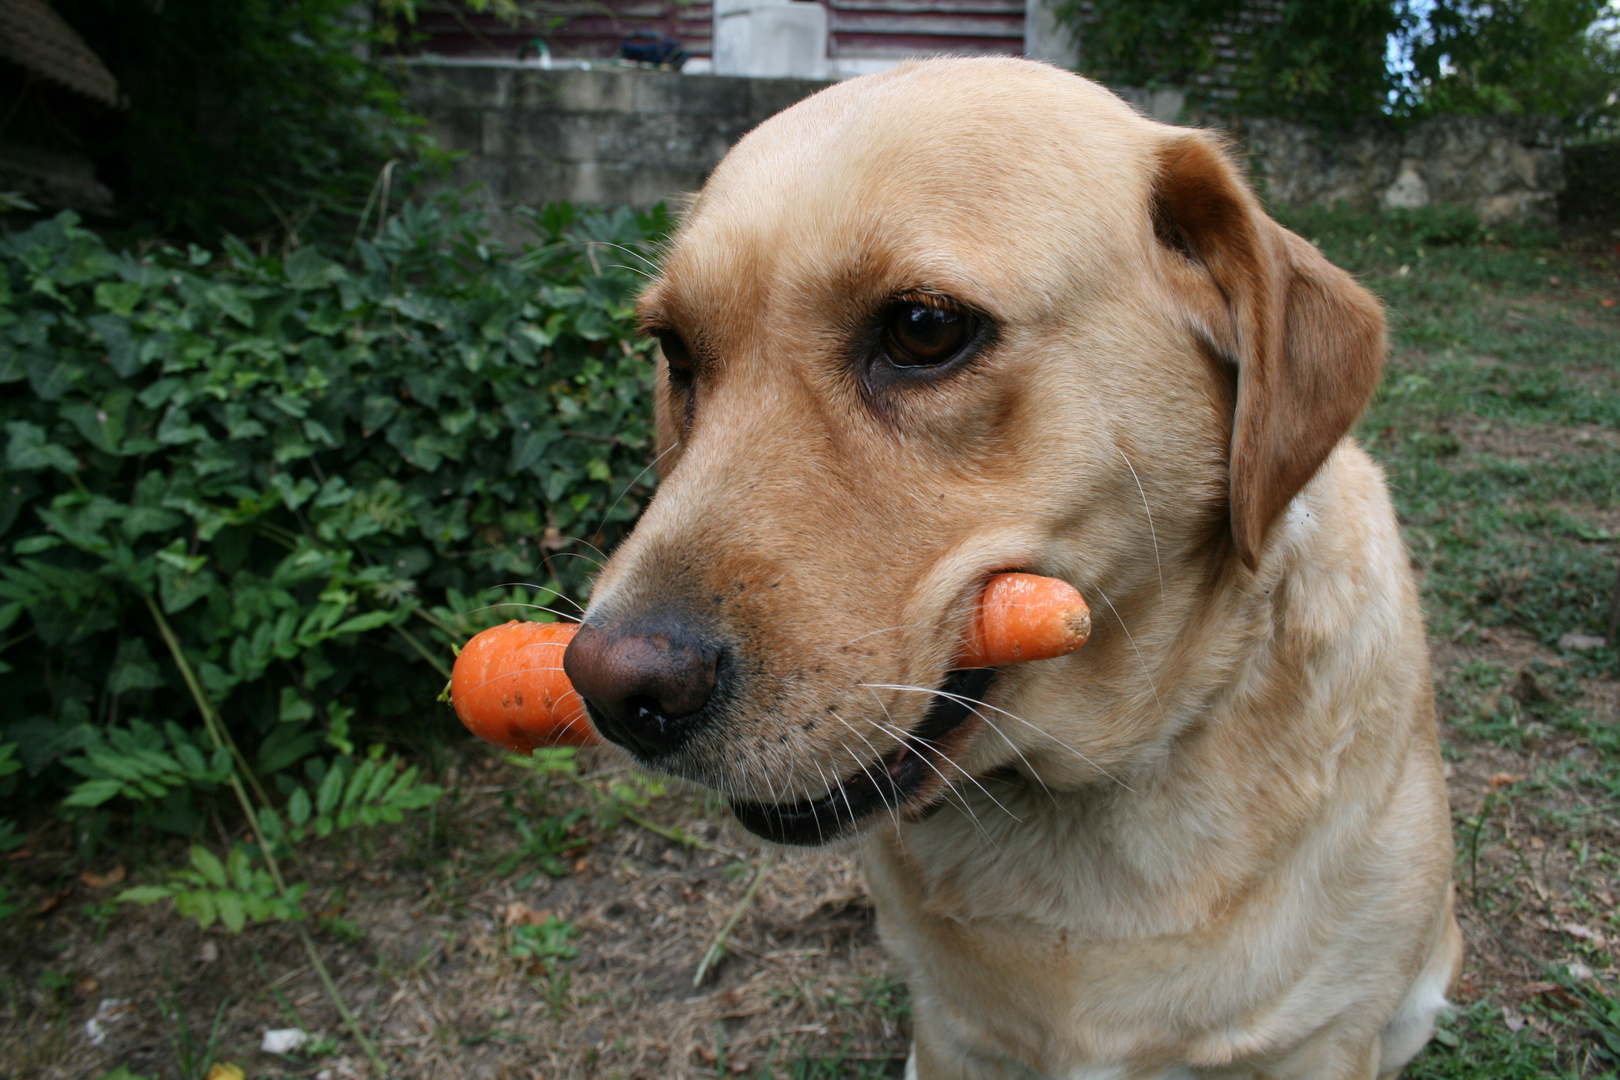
[1066,0,1620,132]
[1063,0,1409,127]
[0,198,665,841]
[50,0,433,246]
[1410,0,1620,135]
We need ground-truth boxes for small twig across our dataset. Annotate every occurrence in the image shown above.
[412,605,462,640]
[1605,556,1619,646]
[143,592,391,1078]
[694,853,773,987]
[619,807,716,852]
[144,593,274,814]
[393,622,451,680]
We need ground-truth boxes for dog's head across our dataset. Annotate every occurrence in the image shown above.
[562,59,1385,845]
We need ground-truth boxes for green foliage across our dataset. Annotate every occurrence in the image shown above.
[259,746,443,847]
[60,720,232,809]
[118,842,308,933]
[506,915,579,966]
[497,791,588,884]
[1066,0,1620,130]
[1407,999,1573,1078]
[51,0,435,246]
[1065,0,1410,126]
[0,200,661,840]
[1411,0,1620,133]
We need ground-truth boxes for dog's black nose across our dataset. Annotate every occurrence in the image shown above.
[562,617,721,758]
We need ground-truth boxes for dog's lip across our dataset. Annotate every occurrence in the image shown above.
[728,667,997,846]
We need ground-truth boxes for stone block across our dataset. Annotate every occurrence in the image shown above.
[629,165,711,207]
[401,63,507,109]
[747,75,832,122]
[422,109,484,155]
[483,111,600,163]
[633,72,753,117]
[515,69,638,113]
[597,112,741,170]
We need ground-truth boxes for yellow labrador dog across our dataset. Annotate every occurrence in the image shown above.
[563,57,1461,1079]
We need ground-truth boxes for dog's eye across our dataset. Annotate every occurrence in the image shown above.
[656,331,696,386]
[884,303,972,367]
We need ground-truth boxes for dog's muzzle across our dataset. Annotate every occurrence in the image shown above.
[728,667,997,846]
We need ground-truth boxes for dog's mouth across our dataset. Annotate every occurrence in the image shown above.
[729,667,997,846]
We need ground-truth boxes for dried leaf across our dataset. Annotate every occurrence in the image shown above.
[80,865,127,889]
[33,884,73,915]
[1487,772,1522,789]
[204,1064,245,1080]
[503,902,551,928]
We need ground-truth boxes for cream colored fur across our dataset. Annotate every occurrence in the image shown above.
[582,57,1460,1079]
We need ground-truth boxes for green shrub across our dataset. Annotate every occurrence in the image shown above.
[0,199,665,838]
[52,0,434,246]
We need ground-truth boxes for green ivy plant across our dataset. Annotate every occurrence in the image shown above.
[0,197,664,830]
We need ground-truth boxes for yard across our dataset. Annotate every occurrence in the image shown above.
[1,206,1617,1080]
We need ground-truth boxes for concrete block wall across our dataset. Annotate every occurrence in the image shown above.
[405,61,831,237]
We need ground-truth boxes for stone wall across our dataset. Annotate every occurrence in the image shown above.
[405,61,1566,230]
[1228,113,1564,227]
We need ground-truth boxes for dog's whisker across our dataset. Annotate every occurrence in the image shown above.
[868,718,1007,850]
[809,759,833,845]
[868,716,1018,826]
[831,738,882,836]
[829,711,906,835]
[606,262,656,282]
[460,663,569,697]
[465,602,581,622]
[1082,582,1166,724]
[539,550,607,572]
[1116,445,1165,604]
[960,707,1058,805]
[859,683,1134,793]
[487,582,587,615]
[865,683,1053,804]
[842,622,926,647]
[592,443,679,540]
[553,536,613,567]
[855,689,1043,816]
[589,239,664,275]
[758,767,780,815]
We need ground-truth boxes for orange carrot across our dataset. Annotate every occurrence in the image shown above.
[957,573,1091,669]
[450,620,598,751]
[450,574,1089,752]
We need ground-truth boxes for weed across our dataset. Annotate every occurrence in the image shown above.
[158,990,231,1080]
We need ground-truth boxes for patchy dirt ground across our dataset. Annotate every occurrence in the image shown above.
[0,751,912,1080]
[1432,625,1620,1048]
[3,622,1618,1080]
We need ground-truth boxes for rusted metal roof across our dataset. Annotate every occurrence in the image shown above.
[0,0,123,107]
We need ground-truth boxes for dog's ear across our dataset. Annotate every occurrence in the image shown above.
[1151,133,1386,569]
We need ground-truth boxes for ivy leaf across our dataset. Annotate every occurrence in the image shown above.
[284,248,347,291]
[5,421,78,474]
